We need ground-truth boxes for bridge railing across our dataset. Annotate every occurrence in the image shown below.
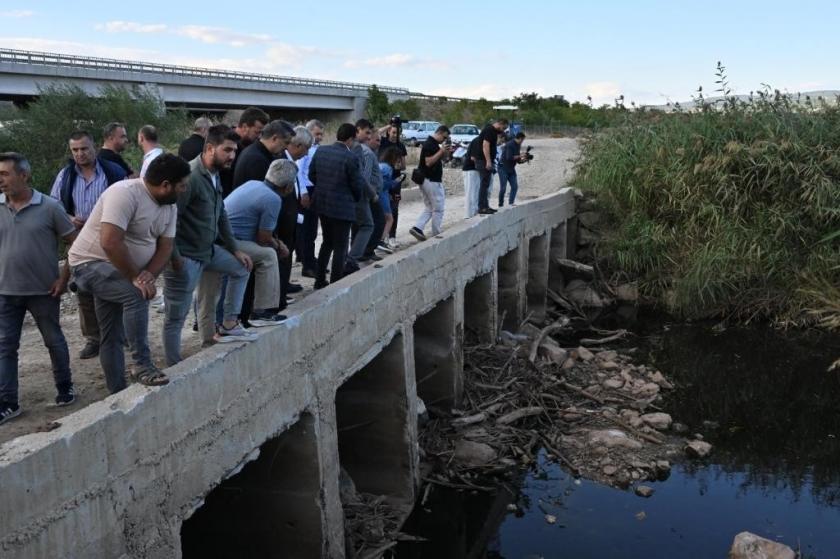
[0,48,410,96]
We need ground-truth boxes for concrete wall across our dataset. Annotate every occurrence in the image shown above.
[0,189,575,559]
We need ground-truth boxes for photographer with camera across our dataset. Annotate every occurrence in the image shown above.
[409,125,454,241]
[498,132,531,207]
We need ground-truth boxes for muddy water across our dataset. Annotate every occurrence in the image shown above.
[398,317,840,558]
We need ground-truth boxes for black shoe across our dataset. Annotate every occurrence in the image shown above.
[478,208,496,215]
[249,311,287,327]
[314,279,329,290]
[410,227,427,241]
[78,341,99,360]
[301,268,316,278]
[287,283,304,294]
[0,402,21,425]
[362,253,383,262]
[375,241,394,255]
[55,383,76,407]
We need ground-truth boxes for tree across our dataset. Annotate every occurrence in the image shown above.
[365,85,390,125]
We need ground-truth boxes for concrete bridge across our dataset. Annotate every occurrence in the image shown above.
[0,189,576,559]
[0,49,411,120]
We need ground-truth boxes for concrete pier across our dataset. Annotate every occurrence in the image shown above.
[0,189,576,558]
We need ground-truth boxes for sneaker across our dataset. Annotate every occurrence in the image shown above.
[387,238,400,249]
[287,283,304,294]
[0,402,21,425]
[249,311,287,327]
[54,383,75,407]
[78,341,99,360]
[363,253,383,262]
[214,322,258,343]
[375,241,394,255]
[410,227,427,242]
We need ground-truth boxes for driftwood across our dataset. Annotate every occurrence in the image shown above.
[528,319,571,364]
[555,258,595,280]
[580,329,629,346]
[496,407,544,425]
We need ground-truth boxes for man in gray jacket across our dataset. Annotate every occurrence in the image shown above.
[347,119,380,274]
[163,125,255,365]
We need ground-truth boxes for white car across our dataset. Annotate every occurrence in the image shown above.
[402,121,441,146]
[449,124,480,145]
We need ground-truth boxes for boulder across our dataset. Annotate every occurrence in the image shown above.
[539,343,568,364]
[615,283,639,302]
[602,465,618,476]
[597,350,618,361]
[641,413,673,431]
[728,532,795,559]
[634,485,655,498]
[454,440,498,466]
[685,440,713,458]
[565,279,605,308]
[599,360,620,371]
[649,371,674,389]
[575,346,595,361]
[603,377,624,389]
[587,429,643,450]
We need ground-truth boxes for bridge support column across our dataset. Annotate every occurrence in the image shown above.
[498,247,525,332]
[413,296,464,410]
[335,332,416,504]
[549,223,567,292]
[464,269,497,343]
[527,233,550,323]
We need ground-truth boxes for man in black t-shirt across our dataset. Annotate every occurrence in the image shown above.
[470,118,509,214]
[98,122,134,177]
[409,125,453,241]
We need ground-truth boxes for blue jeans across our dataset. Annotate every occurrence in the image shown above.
[498,167,519,206]
[72,261,152,394]
[162,247,249,365]
[0,294,72,405]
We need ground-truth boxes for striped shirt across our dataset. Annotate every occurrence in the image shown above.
[50,162,110,220]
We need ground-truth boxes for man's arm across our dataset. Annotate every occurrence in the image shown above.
[100,223,141,280]
[482,139,492,165]
[50,230,78,297]
[424,144,447,167]
[144,237,174,277]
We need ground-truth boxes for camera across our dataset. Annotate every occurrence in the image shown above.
[389,114,404,127]
[523,145,535,162]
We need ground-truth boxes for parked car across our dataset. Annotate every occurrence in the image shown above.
[449,124,480,144]
[402,121,441,146]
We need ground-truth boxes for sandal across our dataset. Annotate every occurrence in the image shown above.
[131,365,170,387]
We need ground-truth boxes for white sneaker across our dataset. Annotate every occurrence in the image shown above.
[213,322,258,343]
[387,238,399,249]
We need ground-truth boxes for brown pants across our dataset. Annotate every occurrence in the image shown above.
[77,291,101,344]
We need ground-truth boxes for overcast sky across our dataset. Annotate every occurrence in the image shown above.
[1,1,838,106]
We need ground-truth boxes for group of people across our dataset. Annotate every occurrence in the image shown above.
[0,108,530,426]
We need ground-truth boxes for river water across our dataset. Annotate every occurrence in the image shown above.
[398,317,840,558]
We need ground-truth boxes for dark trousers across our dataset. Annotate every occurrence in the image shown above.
[295,207,316,270]
[0,294,71,405]
[366,199,385,256]
[317,215,352,284]
[476,162,492,210]
[77,291,100,344]
[389,196,400,239]
[276,192,298,310]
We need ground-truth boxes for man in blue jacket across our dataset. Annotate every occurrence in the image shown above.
[51,130,126,360]
[308,123,366,289]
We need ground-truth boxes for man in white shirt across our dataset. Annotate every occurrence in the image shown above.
[138,125,164,178]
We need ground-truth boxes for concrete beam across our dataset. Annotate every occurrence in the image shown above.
[526,234,550,323]
[549,223,568,292]
[464,270,497,344]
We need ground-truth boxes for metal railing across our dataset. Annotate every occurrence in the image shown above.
[0,48,411,96]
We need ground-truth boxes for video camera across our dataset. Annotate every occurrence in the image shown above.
[523,145,535,163]
[389,114,405,128]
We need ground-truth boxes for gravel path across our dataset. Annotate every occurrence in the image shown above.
[1,138,579,445]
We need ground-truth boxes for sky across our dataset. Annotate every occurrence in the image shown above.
[1,1,839,106]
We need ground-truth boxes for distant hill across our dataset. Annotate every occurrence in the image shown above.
[644,90,840,111]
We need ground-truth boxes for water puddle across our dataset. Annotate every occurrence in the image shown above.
[399,317,840,558]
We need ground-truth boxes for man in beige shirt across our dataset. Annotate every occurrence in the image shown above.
[68,153,190,392]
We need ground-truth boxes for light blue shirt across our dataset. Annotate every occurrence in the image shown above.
[50,161,109,220]
[296,144,319,195]
[224,180,282,242]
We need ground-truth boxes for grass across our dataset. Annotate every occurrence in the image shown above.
[575,85,840,326]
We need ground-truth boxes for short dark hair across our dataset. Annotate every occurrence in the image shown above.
[336,123,357,142]
[0,152,32,176]
[380,146,401,168]
[435,125,450,135]
[68,130,94,143]
[261,119,295,140]
[355,118,373,131]
[102,122,126,140]
[495,118,510,126]
[239,107,270,127]
[144,153,191,186]
[139,125,158,143]
[515,132,526,140]
[206,124,240,147]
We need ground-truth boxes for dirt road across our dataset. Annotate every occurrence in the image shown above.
[1,138,579,445]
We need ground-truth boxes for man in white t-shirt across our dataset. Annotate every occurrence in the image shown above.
[138,125,164,179]
[68,153,190,392]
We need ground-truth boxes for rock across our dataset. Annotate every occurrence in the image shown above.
[649,371,674,389]
[635,485,655,498]
[565,279,605,308]
[506,503,518,512]
[655,460,671,476]
[562,357,576,369]
[685,440,713,458]
[575,346,595,361]
[603,377,624,389]
[641,413,673,431]
[596,350,618,361]
[577,227,599,246]
[599,360,620,371]
[615,283,639,302]
[671,422,689,434]
[603,465,618,476]
[577,210,603,229]
[539,343,568,364]
[702,420,721,430]
[728,532,795,559]
[635,511,647,521]
[629,416,644,428]
[454,440,498,466]
[588,429,643,450]
[635,382,661,397]
[545,514,557,525]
